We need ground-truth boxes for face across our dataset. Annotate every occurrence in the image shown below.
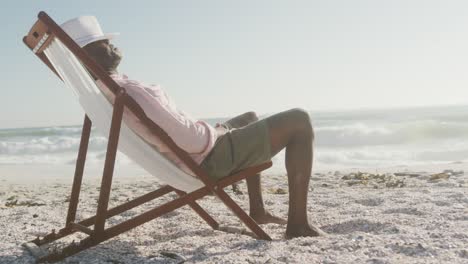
[83,39,122,72]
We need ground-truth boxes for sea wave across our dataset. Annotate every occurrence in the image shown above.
[0,136,107,155]
[0,151,134,165]
[0,126,84,139]
[314,147,468,167]
[315,120,468,147]
[1,106,468,168]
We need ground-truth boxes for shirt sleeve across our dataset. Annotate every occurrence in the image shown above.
[121,81,213,154]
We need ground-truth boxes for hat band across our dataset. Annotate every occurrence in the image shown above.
[74,33,106,42]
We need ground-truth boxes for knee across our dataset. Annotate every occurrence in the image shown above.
[244,111,259,123]
[289,108,314,139]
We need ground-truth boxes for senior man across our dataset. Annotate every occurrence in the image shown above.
[61,16,325,238]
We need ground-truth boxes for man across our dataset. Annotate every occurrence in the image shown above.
[61,16,325,238]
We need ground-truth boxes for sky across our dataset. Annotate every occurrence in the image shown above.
[1,0,468,129]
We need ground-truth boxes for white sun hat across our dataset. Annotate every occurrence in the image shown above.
[60,16,119,47]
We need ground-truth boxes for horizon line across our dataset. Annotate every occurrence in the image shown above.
[1,102,467,131]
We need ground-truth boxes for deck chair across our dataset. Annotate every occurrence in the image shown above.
[22,11,272,263]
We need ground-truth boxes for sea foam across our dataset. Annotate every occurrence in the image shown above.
[1,105,467,169]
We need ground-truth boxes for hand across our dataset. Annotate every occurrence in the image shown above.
[215,123,229,137]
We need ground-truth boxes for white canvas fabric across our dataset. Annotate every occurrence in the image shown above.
[43,39,204,192]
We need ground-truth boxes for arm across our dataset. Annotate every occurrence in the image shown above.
[123,84,214,154]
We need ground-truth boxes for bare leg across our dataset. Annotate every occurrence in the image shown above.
[264,108,326,237]
[223,112,286,225]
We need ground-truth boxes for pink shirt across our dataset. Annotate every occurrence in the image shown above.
[110,73,218,171]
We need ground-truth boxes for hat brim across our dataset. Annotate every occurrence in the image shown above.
[78,32,120,48]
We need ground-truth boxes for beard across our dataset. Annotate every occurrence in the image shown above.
[102,52,122,71]
[91,48,122,73]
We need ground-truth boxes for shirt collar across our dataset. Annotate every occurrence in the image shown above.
[110,73,128,79]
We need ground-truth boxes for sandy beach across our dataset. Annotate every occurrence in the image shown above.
[0,161,467,264]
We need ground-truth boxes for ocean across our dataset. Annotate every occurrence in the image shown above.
[1,105,467,177]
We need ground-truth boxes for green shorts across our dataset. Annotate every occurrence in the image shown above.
[200,119,272,180]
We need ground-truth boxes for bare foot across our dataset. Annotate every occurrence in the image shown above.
[285,224,327,239]
[250,211,287,225]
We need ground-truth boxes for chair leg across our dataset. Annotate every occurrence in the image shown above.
[94,90,126,235]
[173,189,219,230]
[66,115,92,227]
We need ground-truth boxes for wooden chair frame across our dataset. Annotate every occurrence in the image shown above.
[22,11,272,263]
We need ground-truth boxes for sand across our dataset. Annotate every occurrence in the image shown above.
[0,162,467,263]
